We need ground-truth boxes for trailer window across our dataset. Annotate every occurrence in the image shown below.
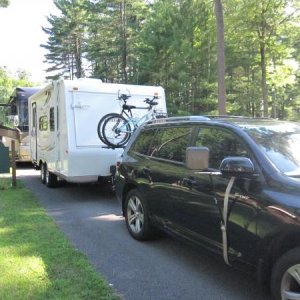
[50,107,55,131]
[39,116,48,131]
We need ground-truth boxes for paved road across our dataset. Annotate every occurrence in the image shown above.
[18,167,271,300]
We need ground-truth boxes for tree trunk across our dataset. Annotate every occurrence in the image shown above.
[260,41,268,117]
[75,37,83,78]
[121,0,128,83]
[214,0,226,115]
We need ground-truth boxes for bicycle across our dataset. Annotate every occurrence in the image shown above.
[97,92,165,148]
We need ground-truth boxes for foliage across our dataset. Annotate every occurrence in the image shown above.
[41,0,300,120]
[0,67,34,126]
[137,0,217,116]
[42,0,88,79]
[85,0,149,83]
[0,0,9,7]
[224,0,300,118]
[0,178,119,300]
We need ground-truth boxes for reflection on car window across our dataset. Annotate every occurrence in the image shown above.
[150,127,192,162]
[195,127,249,169]
[243,124,300,174]
[132,129,156,155]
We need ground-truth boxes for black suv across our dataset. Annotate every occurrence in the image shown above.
[115,116,300,300]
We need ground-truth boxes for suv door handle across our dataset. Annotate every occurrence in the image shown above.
[143,167,151,176]
[183,177,197,187]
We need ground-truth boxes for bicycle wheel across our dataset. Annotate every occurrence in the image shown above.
[97,113,118,145]
[102,113,132,147]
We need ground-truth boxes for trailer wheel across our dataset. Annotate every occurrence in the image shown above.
[40,163,46,184]
[45,164,58,188]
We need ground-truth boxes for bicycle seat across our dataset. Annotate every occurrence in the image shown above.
[150,101,158,106]
[123,104,136,110]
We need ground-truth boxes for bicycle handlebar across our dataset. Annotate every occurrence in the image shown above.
[144,96,159,106]
[118,93,159,109]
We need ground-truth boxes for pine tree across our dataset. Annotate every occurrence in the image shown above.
[42,0,88,79]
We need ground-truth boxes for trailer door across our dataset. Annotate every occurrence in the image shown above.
[30,102,38,163]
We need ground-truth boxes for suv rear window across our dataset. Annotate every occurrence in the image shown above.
[131,126,193,162]
[149,126,193,162]
[131,129,156,155]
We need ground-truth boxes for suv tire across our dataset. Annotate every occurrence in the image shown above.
[125,189,153,241]
[271,247,300,300]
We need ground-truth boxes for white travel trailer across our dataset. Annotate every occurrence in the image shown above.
[29,78,166,187]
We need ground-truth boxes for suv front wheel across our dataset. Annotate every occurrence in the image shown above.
[125,189,153,241]
[271,247,300,300]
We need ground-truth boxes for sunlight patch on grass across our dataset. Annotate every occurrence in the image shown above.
[0,254,49,298]
[0,178,120,300]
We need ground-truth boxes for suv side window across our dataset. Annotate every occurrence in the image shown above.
[150,126,193,162]
[195,127,249,169]
[131,129,156,155]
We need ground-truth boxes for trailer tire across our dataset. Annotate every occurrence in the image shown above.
[45,164,58,188]
[40,163,46,184]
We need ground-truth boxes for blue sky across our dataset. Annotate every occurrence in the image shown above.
[0,0,59,83]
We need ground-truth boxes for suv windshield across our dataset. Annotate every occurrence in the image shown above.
[237,121,300,176]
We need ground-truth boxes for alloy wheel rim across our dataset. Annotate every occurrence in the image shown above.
[127,195,144,234]
[281,264,300,300]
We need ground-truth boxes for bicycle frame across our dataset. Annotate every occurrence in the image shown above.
[119,107,157,133]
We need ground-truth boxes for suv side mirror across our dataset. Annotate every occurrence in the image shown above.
[185,147,209,170]
[220,157,254,177]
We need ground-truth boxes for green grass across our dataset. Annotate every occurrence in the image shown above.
[0,178,120,300]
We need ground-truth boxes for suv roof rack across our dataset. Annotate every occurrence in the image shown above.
[205,115,274,120]
[149,115,211,124]
[148,115,275,126]
[205,115,245,119]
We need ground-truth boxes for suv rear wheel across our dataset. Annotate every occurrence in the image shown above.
[271,247,300,300]
[125,189,153,241]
